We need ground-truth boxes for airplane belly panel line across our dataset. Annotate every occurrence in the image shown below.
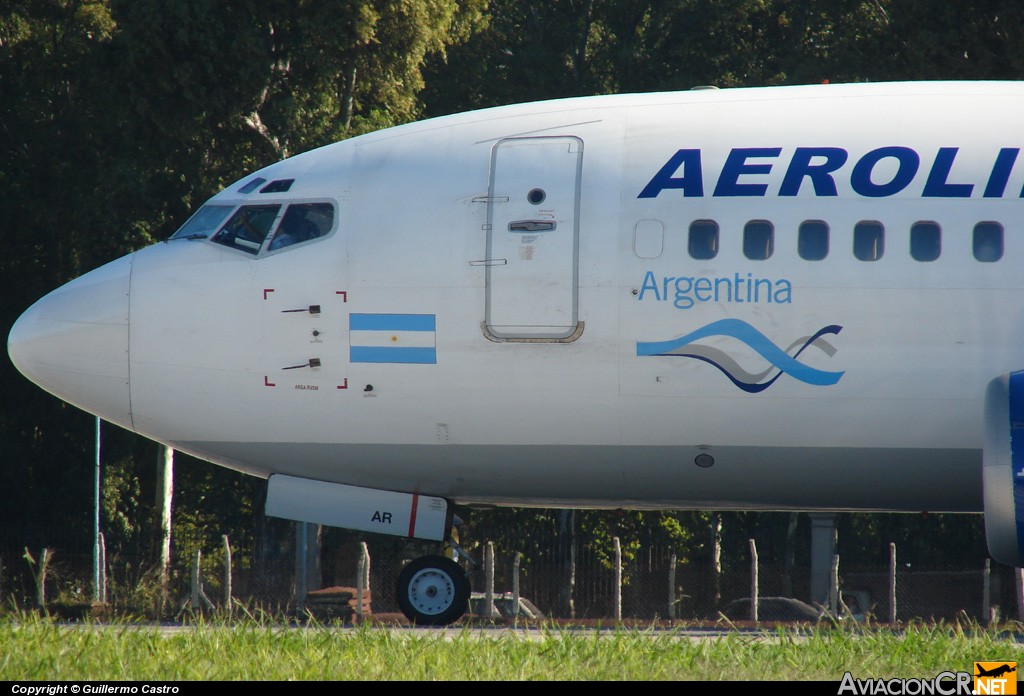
[8,80,1024,623]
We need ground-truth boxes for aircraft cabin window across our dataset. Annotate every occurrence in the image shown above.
[910,221,941,262]
[688,220,719,260]
[267,203,335,251]
[973,222,1003,262]
[853,221,884,261]
[743,220,774,260]
[169,204,235,240]
[798,220,829,261]
[211,205,282,254]
[633,219,664,259]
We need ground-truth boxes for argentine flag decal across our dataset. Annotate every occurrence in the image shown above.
[349,314,437,364]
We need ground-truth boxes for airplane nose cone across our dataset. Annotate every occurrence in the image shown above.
[7,254,133,430]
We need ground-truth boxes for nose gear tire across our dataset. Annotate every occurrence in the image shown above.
[396,555,471,625]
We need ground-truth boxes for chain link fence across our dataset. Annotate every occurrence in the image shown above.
[2,525,1020,624]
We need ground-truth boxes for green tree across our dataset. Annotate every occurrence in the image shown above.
[880,0,1024,80]
[2,0,1018,609]
[0,0,486,597]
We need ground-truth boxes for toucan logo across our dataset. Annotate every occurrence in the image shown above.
[636,318,844,393]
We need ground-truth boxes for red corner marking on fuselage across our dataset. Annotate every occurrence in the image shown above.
[264,376,276,387]
[408,494,419,538]
[263,288,275,300]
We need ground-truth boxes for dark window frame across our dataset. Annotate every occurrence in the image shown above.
[854,220,885,261]
[743,220,775,260]
[973,221,1003,262]
[688,220,719,260]
[910,221,941,262]
[798,220,829,261]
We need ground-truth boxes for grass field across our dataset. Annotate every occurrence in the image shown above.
[1,614,1021,681]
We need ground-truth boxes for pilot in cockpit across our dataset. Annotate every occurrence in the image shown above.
[270,210,317,251]
[233,209,265,245]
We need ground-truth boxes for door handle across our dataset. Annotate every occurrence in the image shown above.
[508,220,556,232]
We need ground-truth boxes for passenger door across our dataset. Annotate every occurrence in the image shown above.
[484,136,583,341]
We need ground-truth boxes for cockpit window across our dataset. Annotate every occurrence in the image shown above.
[267,203,335,252]
[169,205,235,240]
[261,179,294,193]
[211,205,282,254]
[238,178,267,194]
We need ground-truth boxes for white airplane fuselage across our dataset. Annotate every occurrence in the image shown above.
[10,83,1024,558]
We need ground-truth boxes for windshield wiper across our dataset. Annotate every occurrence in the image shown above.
[165,234,208,243]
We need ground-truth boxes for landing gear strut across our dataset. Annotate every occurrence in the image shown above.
[396,555,471,625]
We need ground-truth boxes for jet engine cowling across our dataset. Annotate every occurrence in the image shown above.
[982,373,1024,567]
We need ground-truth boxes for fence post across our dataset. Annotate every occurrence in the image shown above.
[484,541,495,619]
[37,548,51,609]
[830,553,840,615]
[749,539,758,622]
[362,542,370,590]
[669,550,677,620]
[512,552,522,618]
[93,417,101,604]
[98,533,107,604]
[613,536,622,621]
[157,445,174,613]
[888,542,897,624]
[569,533,577,619]
[356,542,370,623]
[356,544,365,623]
[556,509,576,619]
[709,514,722,610]
[223,535,232,615]
[191,549,201,611]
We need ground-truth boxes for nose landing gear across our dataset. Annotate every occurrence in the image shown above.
[396,555,471,625]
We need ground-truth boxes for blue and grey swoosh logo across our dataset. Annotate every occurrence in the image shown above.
[636,318,844,393]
